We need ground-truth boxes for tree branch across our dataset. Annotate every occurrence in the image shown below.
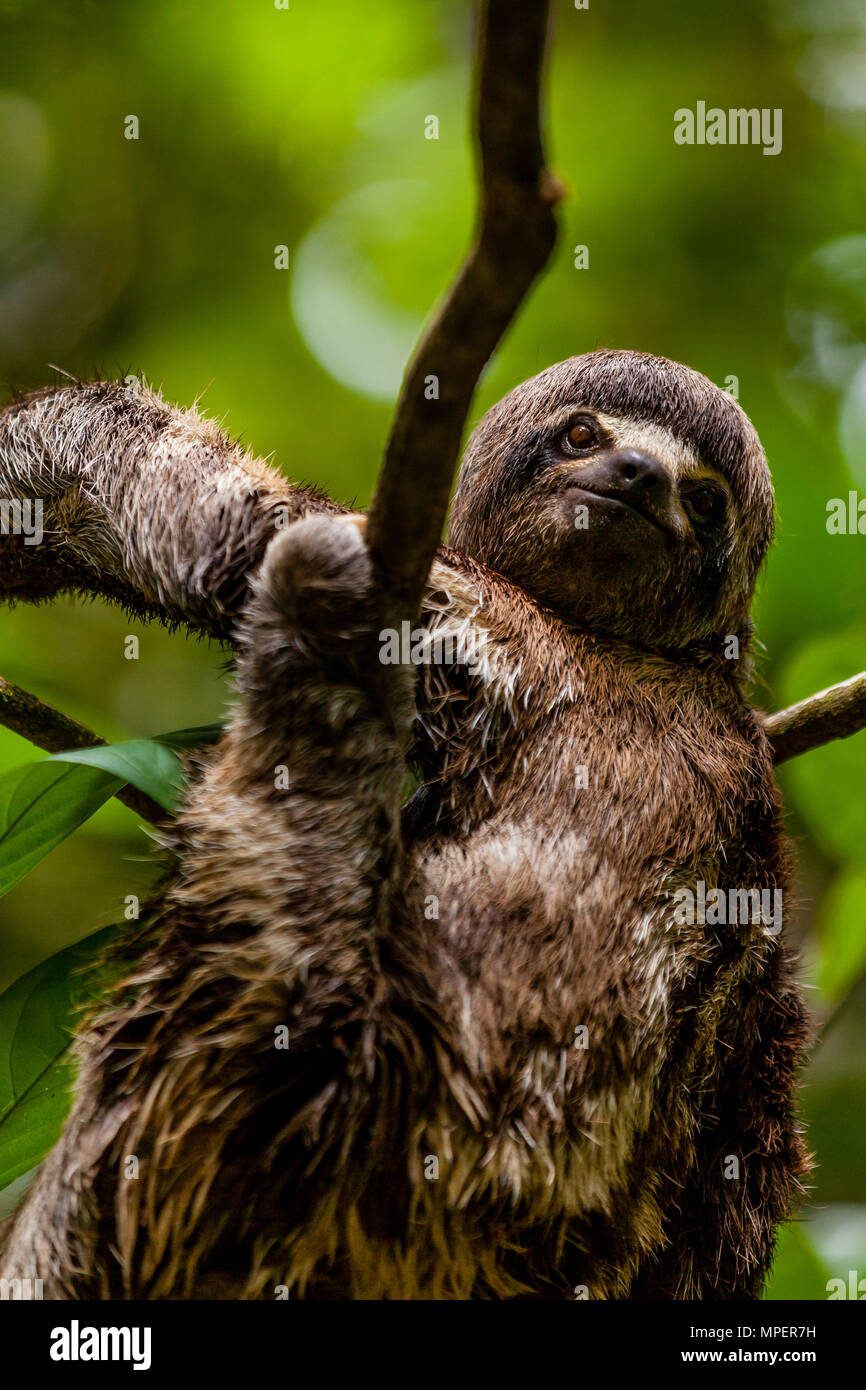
[5,662,866,803]
[765,671,866,765]
[0,677,165,824]
[366,0,563,620]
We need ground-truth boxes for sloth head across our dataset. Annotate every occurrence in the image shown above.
[449,349,775,651]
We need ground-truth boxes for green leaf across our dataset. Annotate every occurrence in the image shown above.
[49,739,186,814]
[0,925,121,1192]
[0,726,224,902]
[0,761,123,900]
[48,725,224,814]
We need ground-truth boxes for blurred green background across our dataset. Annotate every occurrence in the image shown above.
[1,0,865,1298]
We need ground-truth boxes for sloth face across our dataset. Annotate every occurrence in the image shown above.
[449,350,775,649]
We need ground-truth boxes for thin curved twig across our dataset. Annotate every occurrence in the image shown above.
[366,0,563,621]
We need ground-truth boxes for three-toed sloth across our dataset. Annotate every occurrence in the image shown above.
[0,350,809,1298]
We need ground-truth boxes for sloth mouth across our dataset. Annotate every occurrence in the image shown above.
[562,484,674,538]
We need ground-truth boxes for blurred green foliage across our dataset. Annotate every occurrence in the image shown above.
[1,0,865,1298]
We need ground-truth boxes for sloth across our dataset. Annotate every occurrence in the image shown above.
[0,349,809,1299]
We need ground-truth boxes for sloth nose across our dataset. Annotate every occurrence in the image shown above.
[567,447,680,535]
[606,449,670,495]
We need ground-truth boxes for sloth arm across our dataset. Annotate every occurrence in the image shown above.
[0,381,343,639]
[0,512,430,1296]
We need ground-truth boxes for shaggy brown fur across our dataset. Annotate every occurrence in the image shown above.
[0,352,810,1298]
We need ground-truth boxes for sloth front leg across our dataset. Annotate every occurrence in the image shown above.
[146,515,439,1295]
[182,511,417,977]
[0,513,426,1297]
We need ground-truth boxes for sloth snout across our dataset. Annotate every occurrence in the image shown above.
[602,448,671,498]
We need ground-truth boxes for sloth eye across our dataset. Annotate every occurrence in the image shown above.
[682,483,726,527]
[561,419,598,455]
